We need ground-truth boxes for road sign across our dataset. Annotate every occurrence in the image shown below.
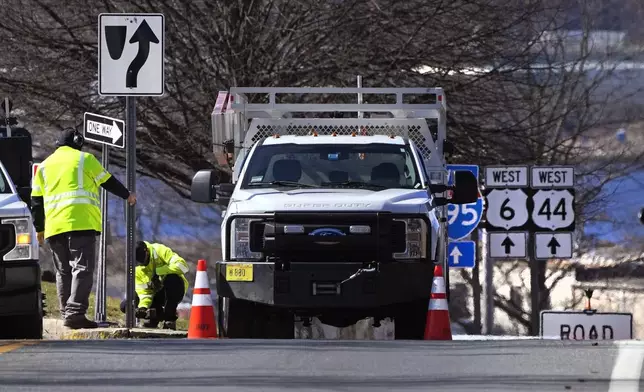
[484,189,529,230]
[484,166,529,188]
[531,166,575,189]
[488,231,527,259]
[535,232,573,259]
[540,311,632,340]
[98,13,165,96]
[531,189,575,231]
[447,164,483,240]
[448,241,476,268]
[83,112,125,149]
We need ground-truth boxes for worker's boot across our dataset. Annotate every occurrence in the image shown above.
[162,321,176,330]
[139,319,159,328]
[64,315,98,329]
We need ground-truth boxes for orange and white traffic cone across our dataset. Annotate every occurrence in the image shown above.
[424,264,453,340]
[187,259,218,339]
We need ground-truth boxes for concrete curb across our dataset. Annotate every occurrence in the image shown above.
[43,318,187,340]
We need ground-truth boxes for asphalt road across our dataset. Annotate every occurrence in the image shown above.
[0,339,643,392]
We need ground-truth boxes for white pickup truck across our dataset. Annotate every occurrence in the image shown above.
[190,87,478,339]
[0,156,43,339]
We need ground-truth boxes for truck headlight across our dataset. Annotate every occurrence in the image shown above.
[393,218,428,260]
[2,217,33,261]
[230,217,263,261]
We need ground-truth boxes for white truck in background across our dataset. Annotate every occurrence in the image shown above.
[190,87,478,339]
[0,127,44,340]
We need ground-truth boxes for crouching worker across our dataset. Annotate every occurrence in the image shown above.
[120,241,190,330]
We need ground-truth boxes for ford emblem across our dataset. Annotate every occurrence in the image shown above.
[309,228,346,236]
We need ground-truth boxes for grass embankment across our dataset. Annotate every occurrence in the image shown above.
[42,282,188,330]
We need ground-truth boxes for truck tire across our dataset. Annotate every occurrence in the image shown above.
[393,298,428,340]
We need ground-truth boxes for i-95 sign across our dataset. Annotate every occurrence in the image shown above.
[447,165,483,240]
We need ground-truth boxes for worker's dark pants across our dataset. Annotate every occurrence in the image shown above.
[119,274,185,322]
[47,231,97,320]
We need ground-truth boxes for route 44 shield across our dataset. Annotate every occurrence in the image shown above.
[531,189,575,231]
[447,165,483,240]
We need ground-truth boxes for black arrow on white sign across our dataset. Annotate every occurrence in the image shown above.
[126,20,159,88]
[501,236,515,255]
[547,237,560,255]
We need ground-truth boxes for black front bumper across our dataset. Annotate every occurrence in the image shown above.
[215,261,434,309]
[0,260,41,316]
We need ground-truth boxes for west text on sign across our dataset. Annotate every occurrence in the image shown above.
[531,166,575,188]
[484,166,529,188]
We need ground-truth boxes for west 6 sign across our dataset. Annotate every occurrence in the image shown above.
[447,165,483,240]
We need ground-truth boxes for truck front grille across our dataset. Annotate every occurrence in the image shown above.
[0,224,16,260]
[248,212,409,262]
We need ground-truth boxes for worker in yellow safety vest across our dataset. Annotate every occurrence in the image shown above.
[31,128,137,329]
[119,240,190,330]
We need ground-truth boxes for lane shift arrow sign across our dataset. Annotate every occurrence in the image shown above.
[547,237,560,255]
[126,20,159,88]
[450,246,462,265]
[501,236,514,255]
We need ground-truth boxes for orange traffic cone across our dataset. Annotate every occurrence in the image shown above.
[424,264,453,340]
[187,259,218,339]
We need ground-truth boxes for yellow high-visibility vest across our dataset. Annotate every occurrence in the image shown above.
[135,241,190,308]
[31,146,111,238]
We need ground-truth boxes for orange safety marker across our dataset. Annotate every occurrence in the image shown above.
[187,259,218,339]
[423,264,453,340]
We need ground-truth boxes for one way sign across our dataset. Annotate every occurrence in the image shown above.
[83,112,125,149]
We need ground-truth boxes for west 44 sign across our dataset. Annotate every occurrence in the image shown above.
[447,164,483,240]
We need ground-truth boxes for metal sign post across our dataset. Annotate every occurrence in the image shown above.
[83,112,125,324]
[125,97,137,328]
[94,144,109,323]
[98,12,165,329]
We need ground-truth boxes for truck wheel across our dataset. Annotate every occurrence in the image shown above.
[218,296,255,338]
[393,298,428,340]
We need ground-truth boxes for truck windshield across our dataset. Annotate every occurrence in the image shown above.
[240,143,423,190]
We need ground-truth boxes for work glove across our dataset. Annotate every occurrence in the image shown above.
[135,307,157,320]
[151,275,162,291]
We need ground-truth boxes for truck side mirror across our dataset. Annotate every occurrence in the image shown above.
[639,207,644,225]
[450,170,480,205]
[191,169,220,203]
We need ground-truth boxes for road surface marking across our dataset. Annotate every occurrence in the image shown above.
[608,340,644,392]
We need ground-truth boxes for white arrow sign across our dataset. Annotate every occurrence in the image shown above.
[450,246,463,265]
[83,112,125,149]
[87,120,123,144]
